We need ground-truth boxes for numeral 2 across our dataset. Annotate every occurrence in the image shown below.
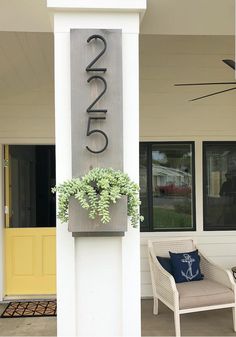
[87,76,107,114]
[86,35,107,73]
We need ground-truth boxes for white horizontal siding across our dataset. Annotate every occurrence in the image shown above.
[0,32,54,143]
[0,104,54,141]
[140,233,236,297]
[141,257,149,271]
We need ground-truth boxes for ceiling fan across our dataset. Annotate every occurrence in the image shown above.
[174,59,236,101]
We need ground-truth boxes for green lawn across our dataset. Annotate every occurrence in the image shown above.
[152,207,192,230]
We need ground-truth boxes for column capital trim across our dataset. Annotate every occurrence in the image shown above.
[47,0,146,12]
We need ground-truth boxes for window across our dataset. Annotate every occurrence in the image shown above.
[140,142,195,231]
[203,142,236,231]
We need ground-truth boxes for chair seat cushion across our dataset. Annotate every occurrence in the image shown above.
[176,279,234,310]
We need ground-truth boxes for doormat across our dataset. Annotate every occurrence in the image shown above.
[1,300,57,318]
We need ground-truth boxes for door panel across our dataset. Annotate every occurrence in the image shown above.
[5,228,56,295]
[43,236,56,275]
[13,236,33,275]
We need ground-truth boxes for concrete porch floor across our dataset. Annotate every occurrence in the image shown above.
[0,302,56,336]
[142,299,236,336]
[0,299,236,336]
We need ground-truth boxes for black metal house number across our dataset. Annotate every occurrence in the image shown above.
[86,35,108,154]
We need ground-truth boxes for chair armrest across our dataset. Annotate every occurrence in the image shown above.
[148,250,179,309]
[198,249,235,291]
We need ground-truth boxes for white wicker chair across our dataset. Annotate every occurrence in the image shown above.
[148,237,236,337]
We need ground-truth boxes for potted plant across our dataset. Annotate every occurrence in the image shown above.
[52,167,143,236]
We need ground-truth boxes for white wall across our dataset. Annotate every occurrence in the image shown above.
[0,32,54,143]
[0,103,54,143]
[140,34,236,297]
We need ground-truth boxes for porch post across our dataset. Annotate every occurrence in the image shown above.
[47,1,146,336]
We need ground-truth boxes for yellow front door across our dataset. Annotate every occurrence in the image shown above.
[5,228,56,295]
[4,145,56,296]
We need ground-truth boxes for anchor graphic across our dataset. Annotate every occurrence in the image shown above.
[180,253,199,281]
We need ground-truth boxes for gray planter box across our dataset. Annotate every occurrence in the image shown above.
[68,196,127,237]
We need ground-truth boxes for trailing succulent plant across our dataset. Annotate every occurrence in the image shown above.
[52,167,143,228]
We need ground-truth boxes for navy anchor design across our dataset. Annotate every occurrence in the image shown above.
[181,253,199,281]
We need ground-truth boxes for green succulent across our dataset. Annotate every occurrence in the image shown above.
[52,167,144,228]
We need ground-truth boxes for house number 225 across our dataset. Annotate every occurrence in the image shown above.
[86,35,108,154]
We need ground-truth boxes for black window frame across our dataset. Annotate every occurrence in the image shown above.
[203,141,236,231]
[140,141,196,232]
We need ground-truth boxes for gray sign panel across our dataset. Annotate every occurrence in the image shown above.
[70,29,123,177]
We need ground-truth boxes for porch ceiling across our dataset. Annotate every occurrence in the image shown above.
[141,0,235,35]
[140,34,236,139]
[0,0,234,35]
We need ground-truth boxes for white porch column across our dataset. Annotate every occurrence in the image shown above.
[47,1,146,336]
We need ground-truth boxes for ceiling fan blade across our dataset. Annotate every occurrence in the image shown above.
[222,59,235,70]
[190,86,236,102]
[175,81,236,86]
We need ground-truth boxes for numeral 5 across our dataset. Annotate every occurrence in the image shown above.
[86,117,108,154]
